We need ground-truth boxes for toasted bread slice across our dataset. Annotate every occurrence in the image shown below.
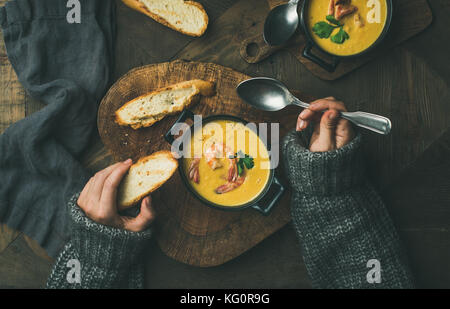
[122,0,209,37]
[118,151,178,209]
[115,80,215,130]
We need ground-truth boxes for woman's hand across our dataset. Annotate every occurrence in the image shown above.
[77,159,155,232]
[296,97,355,152]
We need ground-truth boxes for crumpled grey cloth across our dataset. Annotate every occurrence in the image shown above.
[0,0,116,258]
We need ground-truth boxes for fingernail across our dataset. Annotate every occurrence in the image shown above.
[297,120,305,131]
[124,159,132,164]
[144,198,153,211]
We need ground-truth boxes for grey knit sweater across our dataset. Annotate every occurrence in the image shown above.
[46,130,414,289]
[282,130,414,288]
[46,194,152,289]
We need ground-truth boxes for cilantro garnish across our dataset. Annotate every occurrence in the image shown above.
[235,151,255,176]
[312,21,337,39]
[312,16,349,44]
[326,15,342,26]
[331,27,350,44]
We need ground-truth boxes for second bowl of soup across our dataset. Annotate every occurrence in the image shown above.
[300,0,393,72]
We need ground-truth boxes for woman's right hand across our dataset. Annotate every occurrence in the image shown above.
[296,97,355,152]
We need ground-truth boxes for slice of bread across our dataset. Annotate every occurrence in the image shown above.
[118,151,178,209]
[115,80,215,130]
[121,0,209,37]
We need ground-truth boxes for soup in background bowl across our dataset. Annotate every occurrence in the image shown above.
[300,0,393,72]
[307,0,388,56]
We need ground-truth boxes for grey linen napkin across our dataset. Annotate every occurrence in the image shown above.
[0,0,116,258]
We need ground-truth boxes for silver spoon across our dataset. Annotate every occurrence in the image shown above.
[263,0,300,46]
[236,77,392,135]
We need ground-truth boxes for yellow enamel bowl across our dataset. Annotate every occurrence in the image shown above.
[300,0,393,72]
[164,110,285,215]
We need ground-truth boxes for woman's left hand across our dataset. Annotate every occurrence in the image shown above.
[77,159,155,232]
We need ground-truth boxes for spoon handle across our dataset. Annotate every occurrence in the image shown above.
[340,112,392,135]
[292,99,392,135]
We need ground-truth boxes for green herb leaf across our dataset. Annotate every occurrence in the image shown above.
[242,155,254,170]
[312,21,337,39]
[331,27,349,44]
[234,152,254,175]
[237,161,244,176]
[326,15,341,26]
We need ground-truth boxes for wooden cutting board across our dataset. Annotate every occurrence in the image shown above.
[239,0,433,80]
[98,60,314,267]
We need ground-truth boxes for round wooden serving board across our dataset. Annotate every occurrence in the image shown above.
[98,60,314,267]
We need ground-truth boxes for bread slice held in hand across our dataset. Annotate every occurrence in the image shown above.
[118,151,178,209]
[121,0,209,37]
[115,79,215,130]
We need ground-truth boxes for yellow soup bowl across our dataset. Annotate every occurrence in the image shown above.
[300,0,393,72]
[165,110,285,215]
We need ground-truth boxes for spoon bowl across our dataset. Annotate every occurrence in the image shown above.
[263,0,300,46]
[236,77,290,111]
[236,77,289,112]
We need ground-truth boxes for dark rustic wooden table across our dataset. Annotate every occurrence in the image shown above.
[0,0,449,288]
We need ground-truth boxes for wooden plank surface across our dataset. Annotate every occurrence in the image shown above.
[0,47,25,133]
[384,128,450,288]
[0,0,449,288]
[113,0,238,80]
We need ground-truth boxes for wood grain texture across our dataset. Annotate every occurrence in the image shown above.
[173,0,271,73]
[384,127,450,288]
[237,0,433,80]
[113,0,238,80]
[98,60,315,266]
[145,224,312,288]
[0,19,25,134]
[0,225,20,253]
[0,234,52,288]
[0,65,25,133]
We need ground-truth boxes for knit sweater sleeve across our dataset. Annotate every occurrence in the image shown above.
[46,194,152,289]
[282,130,415,289]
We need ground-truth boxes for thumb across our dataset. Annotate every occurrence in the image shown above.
[317,110,340,148]
[122,196,155,232]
